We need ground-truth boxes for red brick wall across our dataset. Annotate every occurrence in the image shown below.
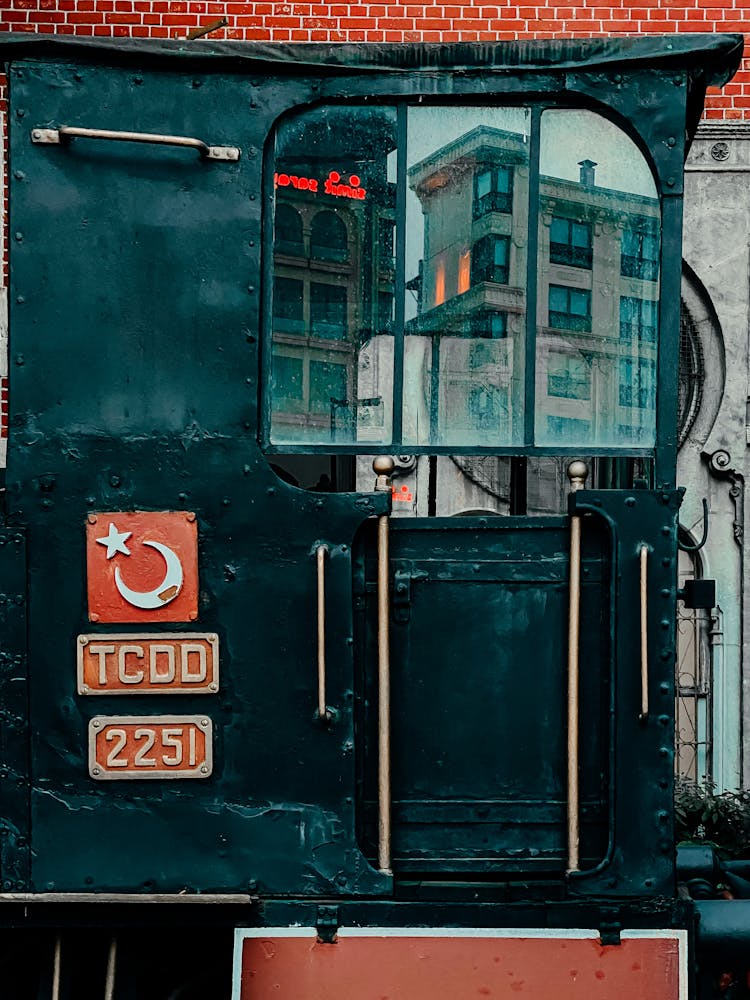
[0,2,747,118]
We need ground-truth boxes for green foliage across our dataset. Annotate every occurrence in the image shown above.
[675,780,750,858]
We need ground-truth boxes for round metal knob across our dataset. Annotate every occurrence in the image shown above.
[566,460,589,491]
[373,456,396,476]
[373,455,395,493]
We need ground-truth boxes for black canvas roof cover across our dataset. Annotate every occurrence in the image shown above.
[0,31,742,79]
[0,31,743,138]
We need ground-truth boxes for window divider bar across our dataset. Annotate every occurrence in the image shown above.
[523,108,542,447]
[391,103,408,449]
[260,131,277,448]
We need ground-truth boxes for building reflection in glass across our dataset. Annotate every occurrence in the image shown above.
[269,105,660,452]
[270,106,397,446]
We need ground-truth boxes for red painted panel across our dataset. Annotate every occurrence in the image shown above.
[236,932,682,1000]
[86,510,199,623]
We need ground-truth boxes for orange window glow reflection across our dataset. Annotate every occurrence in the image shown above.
[458,250,471,294]
[434,261,446,306]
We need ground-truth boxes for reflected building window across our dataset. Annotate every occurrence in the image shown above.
[310,282,348,339]
[471,234,510,285]
[547,352,591,400]
[274,204,305,257]
[548,285,592,332]
[621,221,659,281]
[272,355,304,412]
[620,296,657,343]
[378,218,395,273]
[469,384,506,431]
[473,163,514,219]
[546,415,591,441]
[273,277,304,334]
[310,360,348,414]
[311,210,349,262]
[549,217,592,269]
[619,357,656,408]
[472,310,508,340]
[378,291,395,334]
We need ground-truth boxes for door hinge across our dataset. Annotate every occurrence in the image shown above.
[393,570,411,623]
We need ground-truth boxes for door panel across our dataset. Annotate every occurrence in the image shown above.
[356,517,610,873]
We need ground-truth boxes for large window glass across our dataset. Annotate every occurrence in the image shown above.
[536,110,660,449]
[269,106,397,445]
[267,104,660,454]
[403,106,530,448]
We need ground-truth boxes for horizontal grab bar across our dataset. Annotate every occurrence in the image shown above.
[31,126,240,162]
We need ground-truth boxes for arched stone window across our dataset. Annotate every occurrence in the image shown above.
[274,203,304,257]
[310,210,348,263]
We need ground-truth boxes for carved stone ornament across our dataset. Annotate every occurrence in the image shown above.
[707,449,744,546]
[710,141,731,162]
[708,448,732,474]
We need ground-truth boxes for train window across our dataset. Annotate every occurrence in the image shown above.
[266,103,661,456]
[269,104,397,447]
[402,106,530,448]
[535,110,660,450]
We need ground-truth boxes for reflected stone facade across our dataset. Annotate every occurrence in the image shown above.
[270,109,660,456]
[405,121,659,450]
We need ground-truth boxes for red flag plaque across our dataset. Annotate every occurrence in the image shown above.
[86,511,198,623]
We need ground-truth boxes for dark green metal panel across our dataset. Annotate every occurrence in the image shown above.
[0,36,732,904]
[7,60,389,895]
[0,529,29,890]
[569,487,682,898]
[356,518,609,874]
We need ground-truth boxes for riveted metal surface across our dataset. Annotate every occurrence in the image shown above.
[7,59,389,895]
[0,36,735,906]
[354,516,610,875]
[568,488,683,897]
[0,530,29,890]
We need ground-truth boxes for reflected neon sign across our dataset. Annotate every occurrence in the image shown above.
[274,170,367,201]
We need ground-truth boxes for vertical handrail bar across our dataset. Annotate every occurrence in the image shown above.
[566,460,588,875]
[640,545,649,721]
[104,936,117,1000]
[51,935,62,1000]
[317,544,329,720]
[373,457,395,875]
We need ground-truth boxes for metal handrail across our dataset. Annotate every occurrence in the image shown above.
[31,126,240,162]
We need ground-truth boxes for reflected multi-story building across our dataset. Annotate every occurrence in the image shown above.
[268,111,659,464]
[269,107,397,448]
[406,124,659,449]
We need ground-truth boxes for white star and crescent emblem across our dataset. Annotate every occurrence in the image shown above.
[96,523,132,559]
[96,521,184,609]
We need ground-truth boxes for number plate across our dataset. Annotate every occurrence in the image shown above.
[89,716,213,780]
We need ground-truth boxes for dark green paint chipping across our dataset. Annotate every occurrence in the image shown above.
[0,34,740,956]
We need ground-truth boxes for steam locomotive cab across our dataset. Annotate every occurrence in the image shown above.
[0,30,742,999]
